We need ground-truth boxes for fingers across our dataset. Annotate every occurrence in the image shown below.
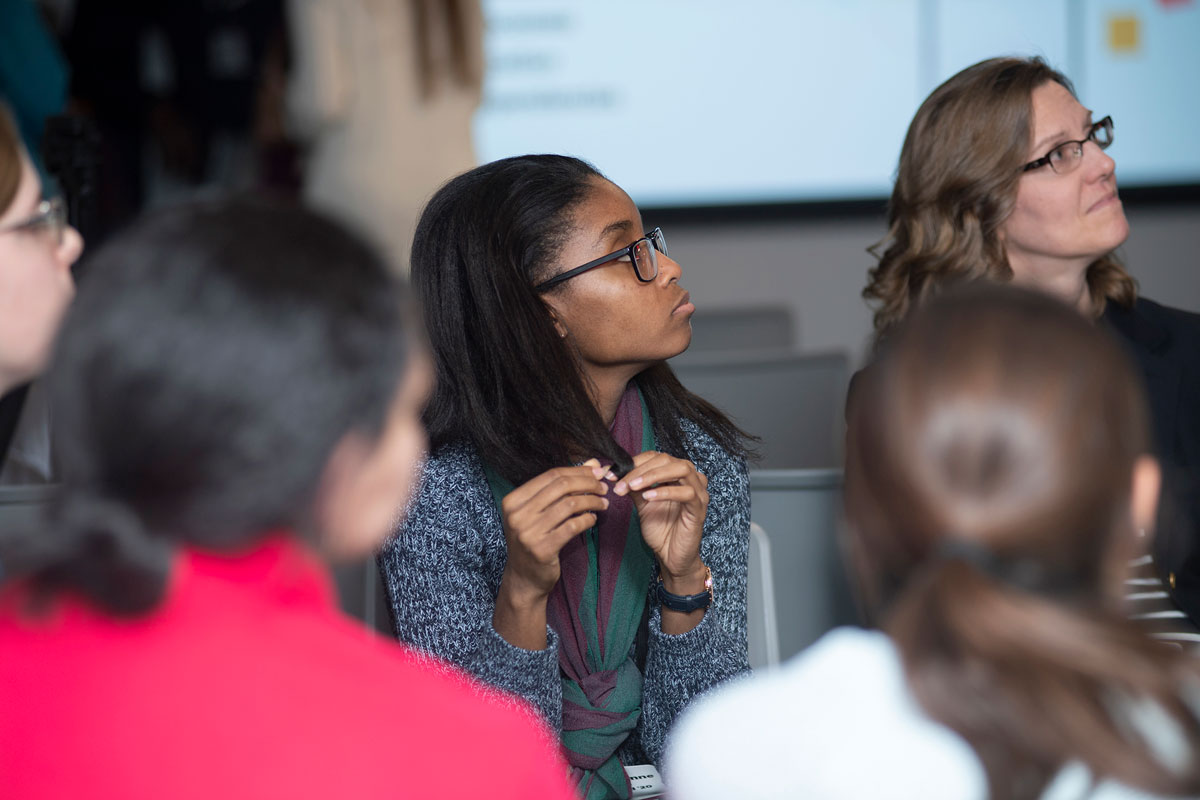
[505,480,608,539]
[511,504,602,566]
[542,507,600,551]
[612,452,706,499]
[526,473,610,515]
[636,483,704,504]
[538,491,609,531]
[502,463,611,570]
[499,465,612,597]
[501,464,608,516]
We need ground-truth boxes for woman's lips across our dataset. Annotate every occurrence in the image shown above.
[673,291,695,316]
[1088,192,1120,213]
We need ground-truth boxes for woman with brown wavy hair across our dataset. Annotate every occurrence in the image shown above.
[668,285,1200,800]
[861,56,1200,634]
[864,57,1136,334]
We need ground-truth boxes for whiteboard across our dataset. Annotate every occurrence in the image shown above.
[474,0,1200,208]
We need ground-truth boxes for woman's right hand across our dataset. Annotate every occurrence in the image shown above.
[499,459,610,599]
[493,459,609,649]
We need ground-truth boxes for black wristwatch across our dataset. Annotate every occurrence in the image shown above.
[656,566,713,613]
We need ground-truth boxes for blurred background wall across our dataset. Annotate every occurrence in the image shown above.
[665,203,1200,368]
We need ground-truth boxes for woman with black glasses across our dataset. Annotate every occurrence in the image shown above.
[0,103,83,482]
[380,154,754,799]
[859,56,1200,641]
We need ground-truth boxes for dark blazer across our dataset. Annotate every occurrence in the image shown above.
[1103,297,1200,623]
[0,385,29,467]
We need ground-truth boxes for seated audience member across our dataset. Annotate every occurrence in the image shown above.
[0,102,82,482]
[285,0,483,275]
[860,56,1200,631]
[667,285,1200,800]
[380,155,753,798]
[0,199,575,800]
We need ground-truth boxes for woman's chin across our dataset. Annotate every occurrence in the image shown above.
[668,326,693,360]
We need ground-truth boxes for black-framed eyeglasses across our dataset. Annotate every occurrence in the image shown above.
[535,227,667,292]
[0,197,67,245]
[1022,116,1114,175]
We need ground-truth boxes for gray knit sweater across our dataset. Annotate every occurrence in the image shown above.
[379,419,751,767]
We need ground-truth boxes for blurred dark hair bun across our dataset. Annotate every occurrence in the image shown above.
[0,197,412,617]
[43,494,170,614]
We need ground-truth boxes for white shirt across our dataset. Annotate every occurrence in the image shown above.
[665,627,1193,800]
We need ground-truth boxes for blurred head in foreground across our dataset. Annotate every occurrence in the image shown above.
[845,284,1200,798]
[2,197,430,614]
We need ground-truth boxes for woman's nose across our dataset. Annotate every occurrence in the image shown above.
[1083,140,1116,181]
[657,252,682,283]
[59,225,83,271]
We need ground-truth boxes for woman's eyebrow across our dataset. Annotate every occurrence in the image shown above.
[5,183,43,221]
[1032,128,1068,153]
[594,219,633,248]
[1031,111,1094,154]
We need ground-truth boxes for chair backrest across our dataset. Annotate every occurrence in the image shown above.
[669,349,848,469]
[333,557,394,635]
[0,484,58,536]
[746,521,781,670]
[749,469,859,662]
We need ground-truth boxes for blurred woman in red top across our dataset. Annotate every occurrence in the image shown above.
[0,198,574,800]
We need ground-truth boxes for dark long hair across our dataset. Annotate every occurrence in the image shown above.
[0,198,414,616]
[846,284,1200,798]
[864,57,1136,347]
[412,154,751,483]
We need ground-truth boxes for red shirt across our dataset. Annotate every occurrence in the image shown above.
[0,536,575,800]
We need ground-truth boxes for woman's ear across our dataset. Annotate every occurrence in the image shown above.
[544,304,569,339]
[1131,455,1161,536]
[311,430,376,561]
[1105,456,1161,598]
[311,356,432,561]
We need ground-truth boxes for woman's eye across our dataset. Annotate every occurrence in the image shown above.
[15,220,47,236]
[1049,145,1068,163]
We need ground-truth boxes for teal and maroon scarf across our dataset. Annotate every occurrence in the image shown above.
[487,384,655,799]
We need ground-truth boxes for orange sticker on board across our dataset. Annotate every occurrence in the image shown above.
[1108,15,1140,52]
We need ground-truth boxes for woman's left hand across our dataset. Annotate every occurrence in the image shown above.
[612,451,709,589]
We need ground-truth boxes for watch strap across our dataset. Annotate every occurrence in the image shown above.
[656,565,713,613]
